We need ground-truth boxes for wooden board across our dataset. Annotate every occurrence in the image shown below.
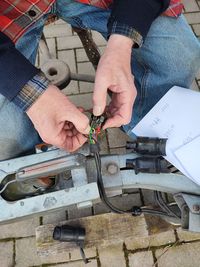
[36,213,148,255]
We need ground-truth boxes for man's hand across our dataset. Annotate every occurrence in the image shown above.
[93,34,137,129]
[26,85,90,152]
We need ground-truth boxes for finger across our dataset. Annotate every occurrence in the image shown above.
[103,102,133,129]
[78,107,84,113]
[65,129,74,137]
[66,106,90,135]
[64,122,73,130]
[103,115,124,129]
[64,134,87,152]
[93,77,108,116]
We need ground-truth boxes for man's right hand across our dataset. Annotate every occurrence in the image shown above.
[26,85,90,152]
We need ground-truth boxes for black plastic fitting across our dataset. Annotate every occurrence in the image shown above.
[126,137,167,156]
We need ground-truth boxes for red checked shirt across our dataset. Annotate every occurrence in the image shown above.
[0,0,183,43]
[0,0,184,109]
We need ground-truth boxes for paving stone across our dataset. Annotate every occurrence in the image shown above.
[44,23,73,38]
[39,38,56,66]
[0,241,14,267]
[15,237,71,267]
[107,128,132,148]
[55,19,67,25]
[35,53,39,67]
[183,0,200,11]
[191,79,200,91]
[98,45,106,55]
[57,36,82,50]
[0,217,39,239]
[91,31,107,46]
[76,48,89,62]
[177,228,200,242]
[155,242,200,267]
[46,37,57,58]
[129,251,154,267]
[62,80,79,95]
[76,45,104,63]
[126,230,175,250]
[58,50,76,73]
[51,260,98,267]
[57,49,79,94]
[98,243,126,267]
[68,93,93,110]
[77,62,95,75]
[79,81,94,93]
[193,24,200,36]
[42,209,67,225]
[78,62,95,93]
[196,69,200,80]
[184,13,200,24]
[69,247,96,261]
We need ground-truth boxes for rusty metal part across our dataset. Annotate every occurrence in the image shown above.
[72,27,101,69]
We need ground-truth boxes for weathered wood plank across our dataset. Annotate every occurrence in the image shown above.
[36,213,148,256]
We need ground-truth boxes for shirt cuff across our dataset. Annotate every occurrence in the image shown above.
[108,21,143,48]
[12,72,50,112]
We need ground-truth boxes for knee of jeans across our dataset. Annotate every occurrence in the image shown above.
[168,41,200,86]
[0,117,40,161]
[0,138,24,161]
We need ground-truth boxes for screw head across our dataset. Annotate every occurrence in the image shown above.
[107,163,119,175]
[193,204,200,212]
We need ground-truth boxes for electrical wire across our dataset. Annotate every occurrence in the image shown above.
[154,191,181,219]
[93,150,177,218]
[0,180,16,194]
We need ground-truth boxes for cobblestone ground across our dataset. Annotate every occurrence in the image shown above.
[1,1,200,266]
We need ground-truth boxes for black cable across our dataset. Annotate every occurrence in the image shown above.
[94,151,177,218]
[154,191,181,219]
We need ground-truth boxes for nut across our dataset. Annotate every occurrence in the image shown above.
[107,163,119,175]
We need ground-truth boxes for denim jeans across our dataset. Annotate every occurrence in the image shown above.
[0,0,200,160]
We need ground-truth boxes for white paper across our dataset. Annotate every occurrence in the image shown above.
[132,86,200,184]
[174,136,200,182]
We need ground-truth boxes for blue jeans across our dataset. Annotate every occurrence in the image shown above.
[0,0,200,160]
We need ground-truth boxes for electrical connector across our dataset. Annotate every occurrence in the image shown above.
[126,157,169,174]
[89,143,100,154]
[126,137,167,156]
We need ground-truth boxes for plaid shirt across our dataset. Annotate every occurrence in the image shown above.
[0,0,183,43]
[0,0,184,112]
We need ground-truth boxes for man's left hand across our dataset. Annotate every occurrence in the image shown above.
[93,34,137,129]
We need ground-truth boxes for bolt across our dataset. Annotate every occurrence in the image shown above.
[107,163,119,175]
[193,204,200,212]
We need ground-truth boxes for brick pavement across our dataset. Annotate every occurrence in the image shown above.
[0,0,200,266]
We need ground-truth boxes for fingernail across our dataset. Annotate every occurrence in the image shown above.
[84,125,91,134]
[93,106,103,116]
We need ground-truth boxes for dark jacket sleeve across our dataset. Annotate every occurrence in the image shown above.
[108,0,170,42]
[0,32,40,100]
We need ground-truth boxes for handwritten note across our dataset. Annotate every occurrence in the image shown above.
[132,86,200,184]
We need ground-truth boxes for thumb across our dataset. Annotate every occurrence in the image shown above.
[93,78,108,116]
[68,107,90,135]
